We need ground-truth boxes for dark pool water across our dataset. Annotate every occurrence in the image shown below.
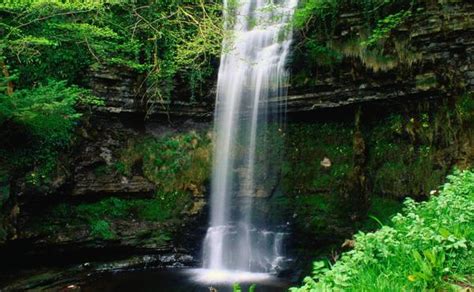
[81,269,291,292]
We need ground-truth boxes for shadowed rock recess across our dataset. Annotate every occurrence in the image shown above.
[0,1,472,290]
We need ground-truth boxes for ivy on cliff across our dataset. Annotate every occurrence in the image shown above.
[292,0,417,77]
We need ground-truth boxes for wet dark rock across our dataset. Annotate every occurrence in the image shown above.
[0,253,196,291]
[72,174,155,197]
[71,116,155,197]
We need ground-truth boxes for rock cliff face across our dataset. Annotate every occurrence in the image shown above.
[87,3,473,117]
[72,116,156,197]
[286,2,474,111]
[1,2,473,272]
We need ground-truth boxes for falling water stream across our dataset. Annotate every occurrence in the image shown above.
[196,0,298,282]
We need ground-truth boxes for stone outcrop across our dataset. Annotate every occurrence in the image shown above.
[87,3,473,118]
[72,116,155,197]
[285,2,473,111]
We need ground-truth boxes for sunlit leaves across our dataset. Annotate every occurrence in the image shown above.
[291,169,474,291]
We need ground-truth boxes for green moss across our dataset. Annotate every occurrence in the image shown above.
[282,122,356,236]
[119,130,212,195]
[282,96,472,238]
[148,230,172,245]
[31,194,192,240]
[366,105,465,198]
[71,195,189,224]
[292,195,335,233]
[113,161,127,176]
[75,197,130,220]
[283,122,353,195]
[90,219,114,240]
[456,92,474,123]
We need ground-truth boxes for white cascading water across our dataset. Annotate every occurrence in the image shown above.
[200,0,298,279]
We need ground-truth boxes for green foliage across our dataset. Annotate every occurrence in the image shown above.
[233,283,242,292]
[291,169,474,291]
[362,10,412,47]
[281,122,355,236]
[74,192,192,222]
[0,80,102,189]
[232,283,256,292]
[456,93,474,123]
[43,195,192,240]
[145,230,171,245]
[291,0,417,74]
[286,194,335,233]
[0,0,222,101]
[73,196,181,224]
[358,197,403,232]
[120,131,212,195]
[367,105,464,198]
[90,219,114,240]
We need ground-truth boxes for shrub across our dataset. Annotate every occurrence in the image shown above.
[0,80,103,188]
[291,169,474,291]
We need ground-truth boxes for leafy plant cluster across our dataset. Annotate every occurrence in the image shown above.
[0,0,221,189]
[0,0,223,97]
[0,80,103,189]
[232,283,256,292]
[362,9,412,47]
[294,0,415,48]
[291,169,474,291]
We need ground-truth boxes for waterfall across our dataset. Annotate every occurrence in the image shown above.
[201,0,297,275]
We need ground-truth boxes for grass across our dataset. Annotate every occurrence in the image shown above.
[291,169,474,291]
[358,197,403,232]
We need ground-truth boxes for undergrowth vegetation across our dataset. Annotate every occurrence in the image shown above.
[291,169,474,291]
[118,130,212,196]
[0,0,221,192]
[0,81,103,190]
[283,96,472,238]
[49,197,179,240]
